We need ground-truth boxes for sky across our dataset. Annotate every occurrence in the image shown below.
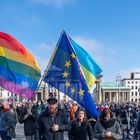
[0,0,140,82]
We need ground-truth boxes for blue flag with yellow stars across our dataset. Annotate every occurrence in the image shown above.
[43,31,102,118]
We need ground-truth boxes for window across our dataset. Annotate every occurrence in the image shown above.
[136,92,137,96]
[132,86,134,89]
[128,81,130,84]
[131,99,133,102]
[131,92,133,96]
[8,92,9,96]
[136,81,138,84]
[132,81,134,84]
[135,99,137,102]
[136,86,138,89]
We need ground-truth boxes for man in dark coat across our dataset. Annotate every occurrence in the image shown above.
[38,97,70,140]
[19,101,38,140]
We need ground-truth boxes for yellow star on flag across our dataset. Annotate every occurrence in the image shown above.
[65,80,70,88]
[64,60,71,68]
[62,71,69,78]
[70,87,75,94]
[71,53,76,59]
[78,89,84,96]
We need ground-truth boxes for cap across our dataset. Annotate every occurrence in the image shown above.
[47,97,58,104]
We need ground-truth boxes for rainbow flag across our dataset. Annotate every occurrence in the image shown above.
[0,32,41,99]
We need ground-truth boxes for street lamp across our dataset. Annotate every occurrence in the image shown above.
[116,74,122,102]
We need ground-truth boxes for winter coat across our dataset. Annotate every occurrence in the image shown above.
[94,119,122,140]
[2,109,17,138]
[20,107,38,136]
[137,116,140,131]
[38,107,70,140]
[68,120,94,140]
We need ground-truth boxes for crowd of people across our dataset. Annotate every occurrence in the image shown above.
[0,95,140,140]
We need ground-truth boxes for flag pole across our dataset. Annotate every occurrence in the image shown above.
[35,31,64,96]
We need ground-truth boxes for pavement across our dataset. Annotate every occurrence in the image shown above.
[0,123,25,140]
[14,123,25,140]
[14,123,69,140]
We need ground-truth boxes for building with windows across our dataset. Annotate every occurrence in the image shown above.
[94,82,130,103]
[101,82,130,103]
[0,86,19,102]
[0,82,68,103]
[0,82,47,102]
[122,72,140,102]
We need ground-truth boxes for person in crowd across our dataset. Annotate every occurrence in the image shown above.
[38,97,70,140]
[33,100,45,117]
[94,108,122,140]
[63,102,71,126]
[0,103,5,140]
[134,112,140,139]
[32,100,45,140]
[89,117,97,133]
[70,103,78,121]
[68,109,94,140]
[9,104,17,128]
[119,106,129,137]
[1,102,17,140]
[19,101,38,140]
[16,102,26,123]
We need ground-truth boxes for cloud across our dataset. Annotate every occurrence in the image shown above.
[73,36,117,66]
[31,43,55,74]
[17,13,41,25]
[32,0,76,8]
[73,36,103,64]
[73,36,103,52]
[4,4,40,25]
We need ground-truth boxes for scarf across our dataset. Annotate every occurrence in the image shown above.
[47,108,58,116]
[100,118,116,129]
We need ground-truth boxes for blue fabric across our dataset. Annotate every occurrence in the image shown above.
[44,31,102,118]
[70,39,102,77]
[0,130,11,140]
[0,65,38,90]
[0,113,4,131]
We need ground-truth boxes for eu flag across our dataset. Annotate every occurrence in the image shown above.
[43,31,102,118]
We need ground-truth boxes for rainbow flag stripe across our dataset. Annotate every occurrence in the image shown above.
[0,32,41,99]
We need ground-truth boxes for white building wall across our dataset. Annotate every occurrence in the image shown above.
[0,87,21,102]
[123,73,140,102]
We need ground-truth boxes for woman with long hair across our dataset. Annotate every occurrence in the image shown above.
[94,108,122,140]
[68,109,94,140]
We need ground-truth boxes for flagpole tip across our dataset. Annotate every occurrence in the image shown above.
[61,30,66,34]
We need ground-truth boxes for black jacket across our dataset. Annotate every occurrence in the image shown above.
[38,107,70,140]
[19,107,38,136]
[68,120,94,140]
